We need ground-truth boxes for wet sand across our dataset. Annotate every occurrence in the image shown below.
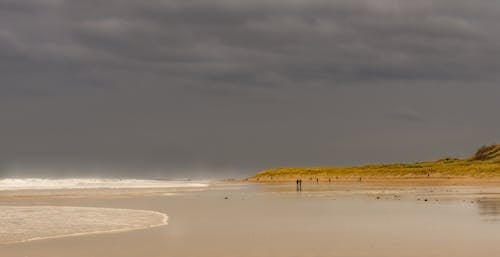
[2,182,500,257]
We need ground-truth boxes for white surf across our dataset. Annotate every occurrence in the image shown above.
[0,206,168,244]
[0,178,208,190]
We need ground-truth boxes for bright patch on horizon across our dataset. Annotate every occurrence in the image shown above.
[0,178,209,191]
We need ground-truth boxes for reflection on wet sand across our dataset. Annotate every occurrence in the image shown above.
[260,182,500,223]
[477,198,500,221]
[3,182,500,257]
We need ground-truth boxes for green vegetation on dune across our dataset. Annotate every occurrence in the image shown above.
[250,144,500,181]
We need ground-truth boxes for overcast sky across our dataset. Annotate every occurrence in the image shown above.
[1,0,499,178]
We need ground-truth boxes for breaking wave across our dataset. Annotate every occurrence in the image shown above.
[0,178,208,191]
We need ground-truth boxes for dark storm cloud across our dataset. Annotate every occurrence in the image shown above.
[5,0,500,84]
[1,0,499,177]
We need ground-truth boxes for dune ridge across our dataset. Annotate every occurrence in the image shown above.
[250,144,500,182]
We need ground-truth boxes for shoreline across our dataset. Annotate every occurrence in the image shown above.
[0,206,169,245]
[2,181,500,257]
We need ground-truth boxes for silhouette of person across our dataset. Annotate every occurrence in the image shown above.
[296,179,300,191]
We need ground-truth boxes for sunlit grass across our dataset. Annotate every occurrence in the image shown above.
[251,144,500,180]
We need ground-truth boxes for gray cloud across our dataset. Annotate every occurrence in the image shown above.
[390,107,424,122]
[1,0,499,178]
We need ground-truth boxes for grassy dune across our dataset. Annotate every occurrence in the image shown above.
[249,144,500,182]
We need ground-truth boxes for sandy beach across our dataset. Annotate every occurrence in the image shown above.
[3,0,499,254]
[1,180,500,257]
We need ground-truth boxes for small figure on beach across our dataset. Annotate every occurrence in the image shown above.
[329,178,331,183]
[316,178,319,183]
[296,179,303,191]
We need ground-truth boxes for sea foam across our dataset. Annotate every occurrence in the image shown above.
[0,178,208,190]
[0,206,168,244]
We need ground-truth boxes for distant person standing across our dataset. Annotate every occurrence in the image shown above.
[296,179,300,191]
